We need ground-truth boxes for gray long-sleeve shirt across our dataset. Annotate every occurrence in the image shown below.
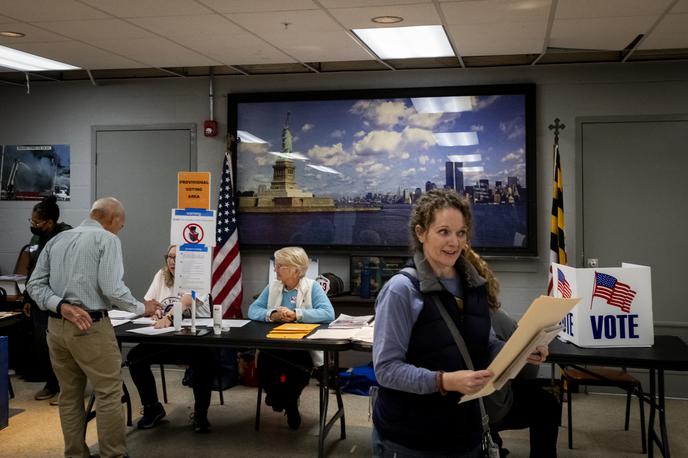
[27,217,144,315]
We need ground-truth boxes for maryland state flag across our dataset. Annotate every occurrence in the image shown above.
[547,143,566,295]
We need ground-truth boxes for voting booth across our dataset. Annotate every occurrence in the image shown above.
[552,262,653,348]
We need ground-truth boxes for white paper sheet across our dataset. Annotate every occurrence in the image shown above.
[111,319,131,327]
[108,310,138,319]
[131,317,156,325]
[126,326,177,335]
[181,318,249,328]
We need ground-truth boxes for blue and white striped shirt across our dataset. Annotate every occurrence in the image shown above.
[27,218,144,315]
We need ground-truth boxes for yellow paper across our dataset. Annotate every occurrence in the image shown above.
[266,323,319,339]
[272,323,319,332]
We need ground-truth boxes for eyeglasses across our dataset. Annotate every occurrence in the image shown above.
[28,218,47,228]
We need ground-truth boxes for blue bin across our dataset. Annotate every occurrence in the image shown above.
[0,335,8,430]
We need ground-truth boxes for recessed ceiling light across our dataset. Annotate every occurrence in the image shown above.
[0,44,79,71]
[353,25,454,60]
[371,16,403,24]
[0,31,25,38]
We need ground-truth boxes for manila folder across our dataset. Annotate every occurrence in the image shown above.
[460,295,580,403]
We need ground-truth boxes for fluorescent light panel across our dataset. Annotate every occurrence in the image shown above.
[412,96,473,113]
[447,154,482,163]
[353,25,454,60]
[0,44,79,71]
[237,130,268,144]
[433,132,479,147]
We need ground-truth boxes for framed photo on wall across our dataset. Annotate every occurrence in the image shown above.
[350,255,408,297]
[229,84,537,257]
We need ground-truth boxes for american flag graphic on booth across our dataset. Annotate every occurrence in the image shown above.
[591,272,636,313]
[211,153,243,318]
[557,269,572,298]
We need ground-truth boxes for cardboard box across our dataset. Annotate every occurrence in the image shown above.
[552,262,653,348]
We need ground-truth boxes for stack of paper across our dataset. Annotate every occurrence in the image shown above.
[307,323,374,344]
[328,314,374,329]
[266,323,318,339]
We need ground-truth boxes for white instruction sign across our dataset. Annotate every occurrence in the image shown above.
[174,244,212,298]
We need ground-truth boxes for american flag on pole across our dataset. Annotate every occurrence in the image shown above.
[557,269,572,298]
[591,272,636,313]
[212,153,243,318]
[547,142,567,295]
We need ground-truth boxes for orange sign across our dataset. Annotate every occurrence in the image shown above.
[177,172,211,209]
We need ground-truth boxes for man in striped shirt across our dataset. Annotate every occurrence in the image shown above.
[28,197,161,458]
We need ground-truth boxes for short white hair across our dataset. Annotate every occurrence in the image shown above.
[274,246,309,278]
[90,197,123,218]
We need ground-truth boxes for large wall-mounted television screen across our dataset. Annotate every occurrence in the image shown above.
[229,84,536,257]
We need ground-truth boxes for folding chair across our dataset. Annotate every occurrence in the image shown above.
[560,366,646,452]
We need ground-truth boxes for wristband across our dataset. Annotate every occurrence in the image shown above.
[437,370,447,395]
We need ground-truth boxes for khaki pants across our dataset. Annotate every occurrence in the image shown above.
[47,317,126,458]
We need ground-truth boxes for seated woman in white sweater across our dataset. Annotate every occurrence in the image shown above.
[248,246,335,430]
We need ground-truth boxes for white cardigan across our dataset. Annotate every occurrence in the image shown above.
[267,277,323,367]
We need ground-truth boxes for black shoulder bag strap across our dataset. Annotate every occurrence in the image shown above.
[430,294,499,457]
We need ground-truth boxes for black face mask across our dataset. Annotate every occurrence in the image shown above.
[30,226,46,236]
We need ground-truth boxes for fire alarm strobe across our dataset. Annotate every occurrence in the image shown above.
[204,120,218,137]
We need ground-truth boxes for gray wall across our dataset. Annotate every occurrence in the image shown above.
[2,60,688,336]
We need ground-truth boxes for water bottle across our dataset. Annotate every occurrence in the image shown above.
[213,304,222,335]
[360,261,371,299]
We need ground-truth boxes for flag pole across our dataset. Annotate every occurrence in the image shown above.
[547,118,566,295]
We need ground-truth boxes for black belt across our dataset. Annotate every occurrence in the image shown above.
[48,310,109,322]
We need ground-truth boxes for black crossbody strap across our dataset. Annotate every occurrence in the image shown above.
[430,294,491,436]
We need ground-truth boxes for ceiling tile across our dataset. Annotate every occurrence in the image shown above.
[130,14,244,38]
[227,9,342,34]
[89,37,221,67]
[8,40,143,69]
[441,0,550,25]
[35,18,156,41]
[640,13,688,49]
[0,22,71,43]
[328,4,442,29]
[260,30,371,62]
[551,16,656,50]
[321,0,427,6]
[0,0,108,22]
[81,0,213,17]
[197,0,316,14]
[675,0,688,13]
[447,21,546,56]
[556,0,674,19]
[180,35,295,66]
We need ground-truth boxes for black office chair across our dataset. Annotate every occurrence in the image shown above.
[560,366,646,452]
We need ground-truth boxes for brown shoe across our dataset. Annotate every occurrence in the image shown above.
[50,396,59,406]
[35,387,58,401]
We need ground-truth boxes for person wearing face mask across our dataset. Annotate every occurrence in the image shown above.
[371,189,549,457]
[23,195,72,404]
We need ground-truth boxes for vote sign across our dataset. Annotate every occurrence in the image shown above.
[553,262,653,348]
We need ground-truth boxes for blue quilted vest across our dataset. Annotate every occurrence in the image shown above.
[373,262,492,453]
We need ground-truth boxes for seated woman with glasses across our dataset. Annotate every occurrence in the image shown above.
[248,246,335,430]
[126,245,215,433]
